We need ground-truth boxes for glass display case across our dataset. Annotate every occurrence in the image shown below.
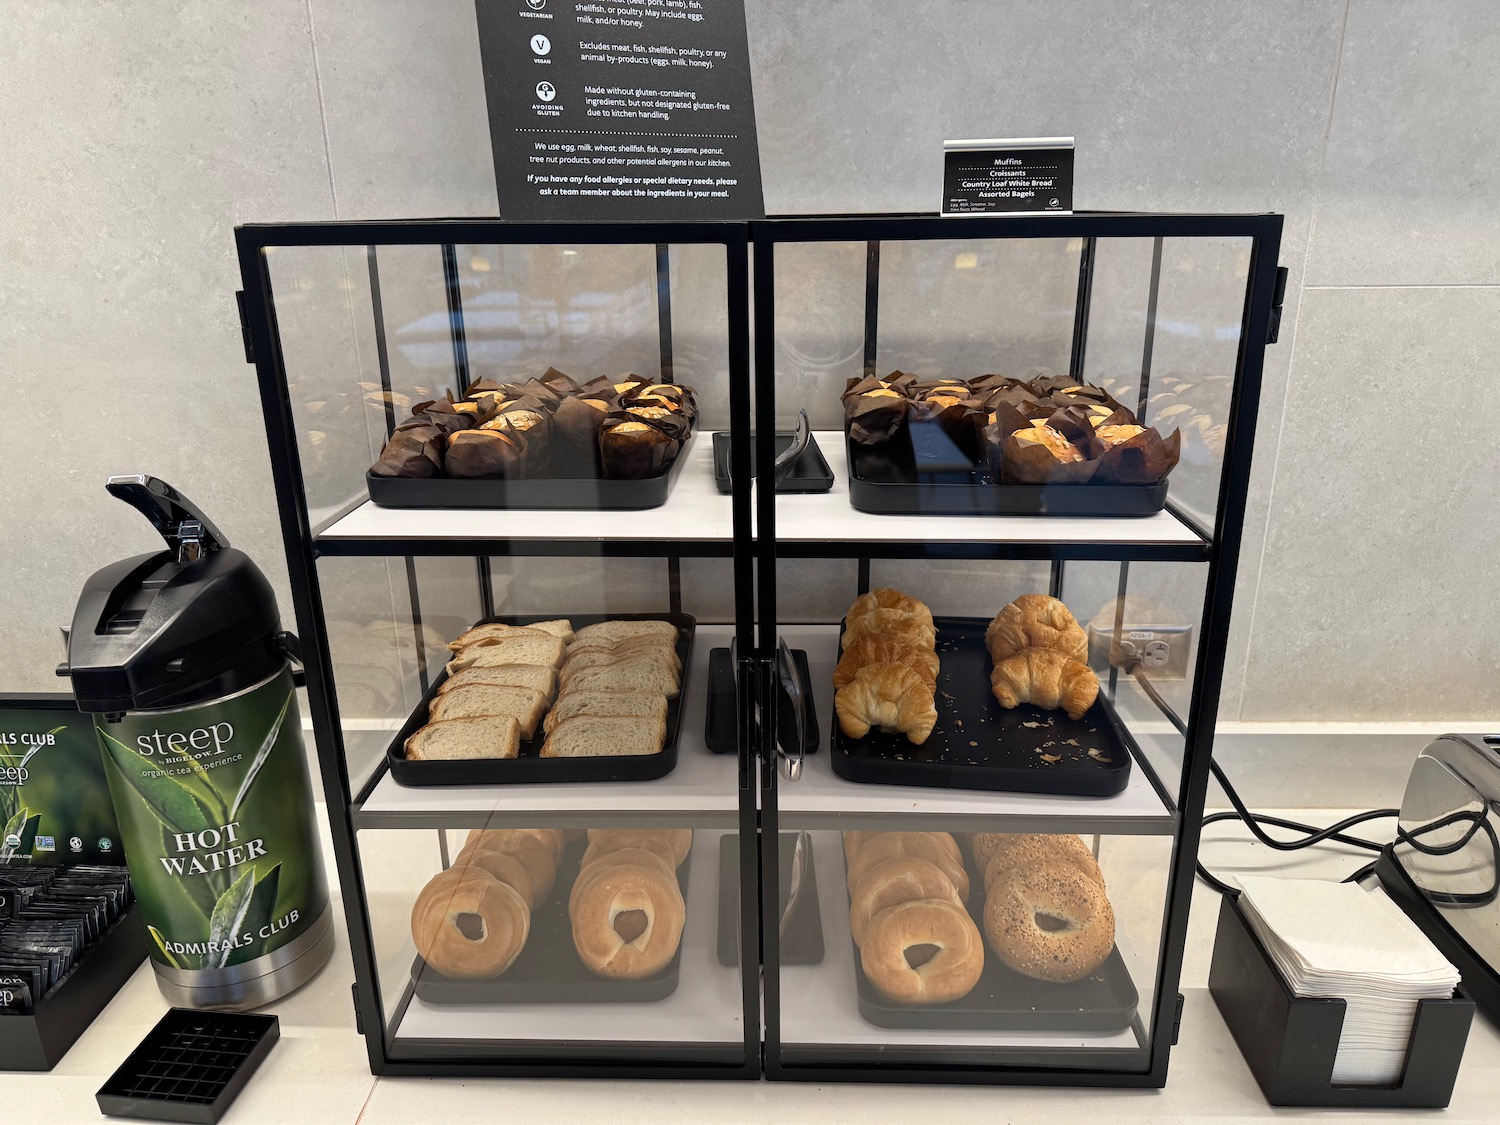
[237,211,1283,1085]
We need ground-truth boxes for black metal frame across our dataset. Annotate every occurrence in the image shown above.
[238,211,1281,1087]
[751,211,1282,1086]
[236,219,759,1079]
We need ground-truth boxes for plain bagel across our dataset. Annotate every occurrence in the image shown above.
[859,898,984,1005]
[570,861,686,980]
[848,857,964,947]
[410,865,530,979]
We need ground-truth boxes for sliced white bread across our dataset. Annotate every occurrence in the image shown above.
[542,691,668,735]
[562,645,680,679]
[561,649,680,691]
[405,715,520,761]
[539,714,667,758]
[571,619,679,647]
[558,660,680,699]
[448,619,574,650]
[427,684,547,739]
[437,664,556,703]
[565,637,681,670]
[446,632,566,674]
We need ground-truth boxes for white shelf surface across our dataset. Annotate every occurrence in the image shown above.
[318,434,734,549]
[774,625,1176,834]
[356,624,741,827]
[777,831,1144,1051]
[391,831,744,1045]
[773,432,1206,550]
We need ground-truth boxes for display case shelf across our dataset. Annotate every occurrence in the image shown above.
[776,832,1147,1062]
[386,837,744,1059]
[771,435,1210,562]
[354,624,740,828]
[775,626,1177,834]
[314,437,736,558]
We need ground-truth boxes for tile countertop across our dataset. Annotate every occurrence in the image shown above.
[3,810,1497,1124]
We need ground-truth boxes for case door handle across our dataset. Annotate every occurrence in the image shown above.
[774,637,807,782]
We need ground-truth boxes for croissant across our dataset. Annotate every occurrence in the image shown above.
[843,608,937,653]
[833,635,939,691]
[986,595,1087,663]
[990,647,1099,721]
[847,587,935,629]
[836,664,938,745]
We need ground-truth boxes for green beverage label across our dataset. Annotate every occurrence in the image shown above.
[95,669,329,971]
[1,702,123,865]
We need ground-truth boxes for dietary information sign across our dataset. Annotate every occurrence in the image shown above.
[477,0,764,220]
[941,137,1074,216]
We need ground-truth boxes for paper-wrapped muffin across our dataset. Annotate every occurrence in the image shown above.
[599,415,682,479]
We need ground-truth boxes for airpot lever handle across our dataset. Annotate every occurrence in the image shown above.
[105,475,230,562]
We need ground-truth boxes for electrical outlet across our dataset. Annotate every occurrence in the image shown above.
[1087,623,1192,681]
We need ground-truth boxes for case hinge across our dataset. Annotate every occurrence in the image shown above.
[1267,265,1289,344]
[1171,991,1185,1044]
[235,290,255,363]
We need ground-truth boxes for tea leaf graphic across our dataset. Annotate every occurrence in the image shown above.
[208,868,256,970]
[152,740,228,826]
[2,806,25,841]
[99,729,216,836]
[17,813,41,855]
[0,806,28,860]
[148,925,186,970]
[241,864,283,961]
[159,824,217,920]
[230,694,290,820]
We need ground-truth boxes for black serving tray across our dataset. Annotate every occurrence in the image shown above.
[716,833,825,967]
[96,1008,279,1124]
[711,431,834,494]
[830,616,1134,797]
[847,846,1137,1032]
[387,612,694,786]
[845,432,1168,517]
[367,432,695,510]
[1209,893,1473,1108]
[1,902,148,1072]
[704,647,819,755]
[413,834,691,1004]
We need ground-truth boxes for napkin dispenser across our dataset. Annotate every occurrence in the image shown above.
[1376,733,1500,1024]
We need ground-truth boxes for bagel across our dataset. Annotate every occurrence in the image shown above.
[454,848,537,909]
[846,832,969,901]
[849,857,963,947]
[859,898,984,1005]
[842,830,875,863]
[411,865,530,979]
[568,847,675,915]
[978,834,1103,893]
[585,828,692,867]
[570,861,686,979]
[460,833,557,904]
[465,828,565,864]
[847,588,935,629]
[983,862,1115,983]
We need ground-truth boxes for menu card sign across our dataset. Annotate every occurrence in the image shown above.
[476,0,765,220]
[941,137,1074,216]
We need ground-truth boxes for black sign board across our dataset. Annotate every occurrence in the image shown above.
[476,0,764,220]
[942,138,1074,216]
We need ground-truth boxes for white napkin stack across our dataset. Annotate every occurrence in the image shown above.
[1236,876,1460,1086]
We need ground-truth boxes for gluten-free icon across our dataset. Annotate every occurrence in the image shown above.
[536,81,556,102]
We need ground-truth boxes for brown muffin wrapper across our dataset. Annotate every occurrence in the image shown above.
[575,375,619,399]
[1095,426,1181,485]
[992,429,1101,485]
[845,389,911,445]
[445,428,528,479]
[842,374,893,402]
[1038,406,1106,459]
[369,425,445,478]
[599,417,680,480]
[550,395,608,477]
[540,366,580,395]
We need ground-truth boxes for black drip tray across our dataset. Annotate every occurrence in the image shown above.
[96,1008,279,1124]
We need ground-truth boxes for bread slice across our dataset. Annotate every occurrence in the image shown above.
[405,715,520,761]
[449,619,574,650]
[438,665,556,703]
[561,649,680,690]
[446,633,566,674]
[540,714,666,758]
[543,691,668,735]
[428,684,547,738]
[565,637,681,670]
[562,646,680,680]
[558,661,680,699]
[571,619,679,647]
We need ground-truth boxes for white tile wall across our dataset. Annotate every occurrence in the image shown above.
[2,0,1496,739]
